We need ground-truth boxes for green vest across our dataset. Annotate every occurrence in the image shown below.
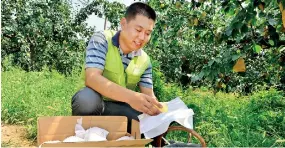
[80,30,150,101]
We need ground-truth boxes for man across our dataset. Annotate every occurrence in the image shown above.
[71,2,162,133]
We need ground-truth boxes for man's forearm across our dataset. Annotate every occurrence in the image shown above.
[139,85,156,98]
[85,73,135,103]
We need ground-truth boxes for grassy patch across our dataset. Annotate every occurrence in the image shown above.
[1,67,80,139]
[1,67,284,147]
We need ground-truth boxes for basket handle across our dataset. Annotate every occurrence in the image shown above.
[155,126,207,147]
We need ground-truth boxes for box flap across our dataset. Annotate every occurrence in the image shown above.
[40,139,153,147]
[37,116,128,145]
[131,119,141,139]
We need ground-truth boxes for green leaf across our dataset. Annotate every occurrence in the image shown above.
[222,0,229,7]
[259,11,265,17]
[279,46,285,52]
[245,15,251,23]
[268,18,277,26]
[241,24,248,33]
[225,26,232,36]
[269,40,274,46]
[235,22,243,29]
[232,29,239,38]
[214,58,221,63]
[191,75,200,82]
[198,71,205,79]
[253,44,262,53]
[227,8,235,16]
[208,60,215,66]
[251,17,257,26]
[276,139,285,143]
[209,34,214,43]
[232,55,240,61]
[224,6,230,13]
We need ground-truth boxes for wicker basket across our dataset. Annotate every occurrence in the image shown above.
[153,126,206,147]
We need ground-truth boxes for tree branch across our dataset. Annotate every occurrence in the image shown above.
[3,33,16,39]
[237,0,244,10]
[226,36,285,49]
[250,24,256,38]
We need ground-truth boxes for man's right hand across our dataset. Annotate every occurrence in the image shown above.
[86,68,163,116]
[127,93,163,116]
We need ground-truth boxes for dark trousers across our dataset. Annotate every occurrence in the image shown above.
[71,87,141,133]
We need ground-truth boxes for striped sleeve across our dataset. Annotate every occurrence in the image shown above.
[85,31,108,70]
[139,63,153,88]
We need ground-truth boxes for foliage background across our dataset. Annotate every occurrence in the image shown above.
[2,0,285,92]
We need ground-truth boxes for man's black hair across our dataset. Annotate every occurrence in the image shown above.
[125,2,156,22]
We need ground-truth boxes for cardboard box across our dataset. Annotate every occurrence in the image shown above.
[37,116,152,147]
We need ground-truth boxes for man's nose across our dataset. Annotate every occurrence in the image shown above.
[138,31,145,41]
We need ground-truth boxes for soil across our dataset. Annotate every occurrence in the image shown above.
[1,123,37,147]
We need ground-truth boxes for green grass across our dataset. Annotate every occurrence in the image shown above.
[1,67,285,147]
[1,67,79,139]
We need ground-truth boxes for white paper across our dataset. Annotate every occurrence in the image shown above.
[75,117,86,139]
[116,136,135,141]
[84,127,109,141]
[40,117,111,146]
[63,136,85,142]
[138,97,194,139]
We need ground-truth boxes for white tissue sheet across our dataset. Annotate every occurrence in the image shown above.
[63,136,85,142]
[75,117,86,139]
[74,117,109,142]
[84,127,109,141]
[138,97,194,139]
[116,136,135,141]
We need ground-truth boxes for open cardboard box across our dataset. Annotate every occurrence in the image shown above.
[37,116,152,147]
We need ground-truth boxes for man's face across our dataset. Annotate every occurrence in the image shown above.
[120,14,155,52]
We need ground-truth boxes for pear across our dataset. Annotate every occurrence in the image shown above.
[155,102,168,113]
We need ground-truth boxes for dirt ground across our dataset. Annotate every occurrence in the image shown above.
[1,123,37,147]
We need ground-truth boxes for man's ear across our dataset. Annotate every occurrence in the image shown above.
[120,17,127,30]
